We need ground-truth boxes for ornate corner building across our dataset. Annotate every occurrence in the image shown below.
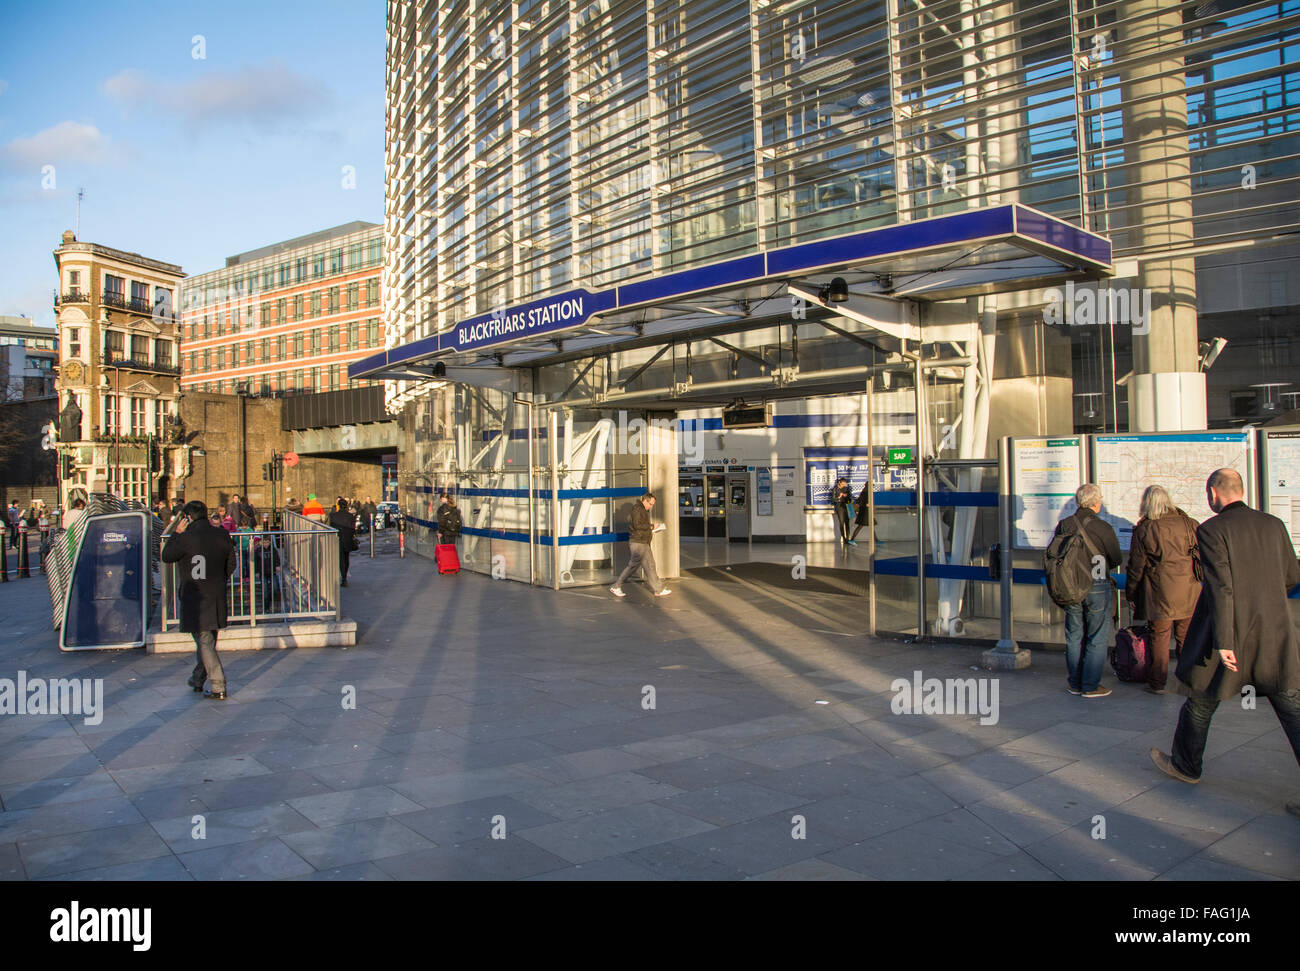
[52,230,185,506]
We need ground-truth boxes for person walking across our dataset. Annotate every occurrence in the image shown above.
[437,495,462,544]
[328,498,358,587]
[1052,483,1123,698]
[161,500,237,700]
[1150,469,1300,819]
[363,495,378,528]
[6,501,19,548]
[831,477,854,546]
[1125,485,1201,694]
[610,493,671,598]
[848,479,871,546]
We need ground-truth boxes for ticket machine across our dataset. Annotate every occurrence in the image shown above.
[726,471,750,542]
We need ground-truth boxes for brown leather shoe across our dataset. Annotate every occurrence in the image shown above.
[1149,748,1199,784]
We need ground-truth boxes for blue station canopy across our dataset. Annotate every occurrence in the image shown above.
[352,204,1111,382]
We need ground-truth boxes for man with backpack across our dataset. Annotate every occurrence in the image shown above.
[1045,483,1122,698]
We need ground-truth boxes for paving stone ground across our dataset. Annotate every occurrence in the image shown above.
[1,540,1297,881]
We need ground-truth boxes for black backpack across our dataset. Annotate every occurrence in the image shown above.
[1043,514,1104,607]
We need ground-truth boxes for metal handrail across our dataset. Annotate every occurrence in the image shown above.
[159,519,339,631]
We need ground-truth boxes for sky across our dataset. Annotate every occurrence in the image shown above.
[0,0,386,327]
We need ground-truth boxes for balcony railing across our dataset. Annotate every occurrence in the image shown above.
[129,297,152,314]
[101,292,127,309]
[103,354,181,375]
[56,290,89,305]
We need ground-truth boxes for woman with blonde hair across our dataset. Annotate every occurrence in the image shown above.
[1125,484,1201,693]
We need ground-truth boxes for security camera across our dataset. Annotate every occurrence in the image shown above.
[1199,337,1227,371]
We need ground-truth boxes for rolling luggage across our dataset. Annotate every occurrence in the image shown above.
[435,543,460,575]
[1111,626,1150,682]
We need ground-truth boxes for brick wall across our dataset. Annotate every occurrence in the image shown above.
[176,393,383,515]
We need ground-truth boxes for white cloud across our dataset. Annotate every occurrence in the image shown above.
[0,121,114,169]
[102,61,334,128]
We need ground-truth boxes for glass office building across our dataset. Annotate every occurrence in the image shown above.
[372,0,1300,588]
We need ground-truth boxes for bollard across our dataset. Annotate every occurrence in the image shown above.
[17,525,29,579]
[398,517,405,559]
[0,528,7,582]
[370,516,375,558]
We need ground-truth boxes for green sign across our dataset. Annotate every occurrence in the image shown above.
[887,447,914,464]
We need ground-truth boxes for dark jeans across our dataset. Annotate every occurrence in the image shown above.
[1172,689,1300,779]
[189,630,225,693]
[1064,580,1113,693]
[834,504,852,543]
[1147,617,1190,690]
[340,549,350,581]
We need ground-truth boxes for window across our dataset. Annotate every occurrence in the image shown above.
[130,281,149,310]
[203,315,211,339]
[330,249,342,273]
[367,319,379,346]
[346,283,359,311]
[203,349,211,370]
[277,335,286,360]
[347,321,358,349]
[216,347,225,368]
[261,337,269,362]
[295,257,307,282]
[328,326,338,353]
[104,394,118,434]
[278,264,289,286]
[310,330,320,355]
[68,328,81,357]
[276,298,286,324]
[131,334,149,364]
[365,278,379,306]
[130,397,145,435]
[105,330,124,358]
[104,274,124,299]
[155,339,172,368]
[260,303,270,327]
[217,313,224,337]
[311,291,321,318]
[68,270,80,288]
[293,333,303,358]
[312,255,324,279]
[155,288,174,324]
[245,340,254,364]
[189,351,196,372]
[293,295,303,321]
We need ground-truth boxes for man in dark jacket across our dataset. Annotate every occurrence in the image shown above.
[437,496,462,543]
[1151,469,1300,818]
[328,498,358,587]
[1055,483,1123,698]
[610,493,670,598]
[161,500,237,700]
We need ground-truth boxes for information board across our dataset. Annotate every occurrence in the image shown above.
[1010,436,1086,549]
[1261,427,1300,555]
[804,448,914,509]
[756,467,772,516]
[1091,431,1255,550]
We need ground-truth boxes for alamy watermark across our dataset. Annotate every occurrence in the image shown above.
[0,671,104,726]
[1042,281,1152,336]
[891,670,1000,725]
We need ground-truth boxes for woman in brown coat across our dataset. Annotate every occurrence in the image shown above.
[1125,484,1201,693]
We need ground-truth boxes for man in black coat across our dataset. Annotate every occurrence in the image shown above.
[1151,468,1300,819]
[161,500,237,700]
[328,498,357,587]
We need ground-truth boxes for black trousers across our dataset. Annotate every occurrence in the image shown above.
[340,549,350,581]
[1172,688,1300,778]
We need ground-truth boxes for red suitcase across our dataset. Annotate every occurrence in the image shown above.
[435,543,460,575]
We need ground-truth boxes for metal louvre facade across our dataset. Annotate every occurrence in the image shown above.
[386,0,1298,352]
